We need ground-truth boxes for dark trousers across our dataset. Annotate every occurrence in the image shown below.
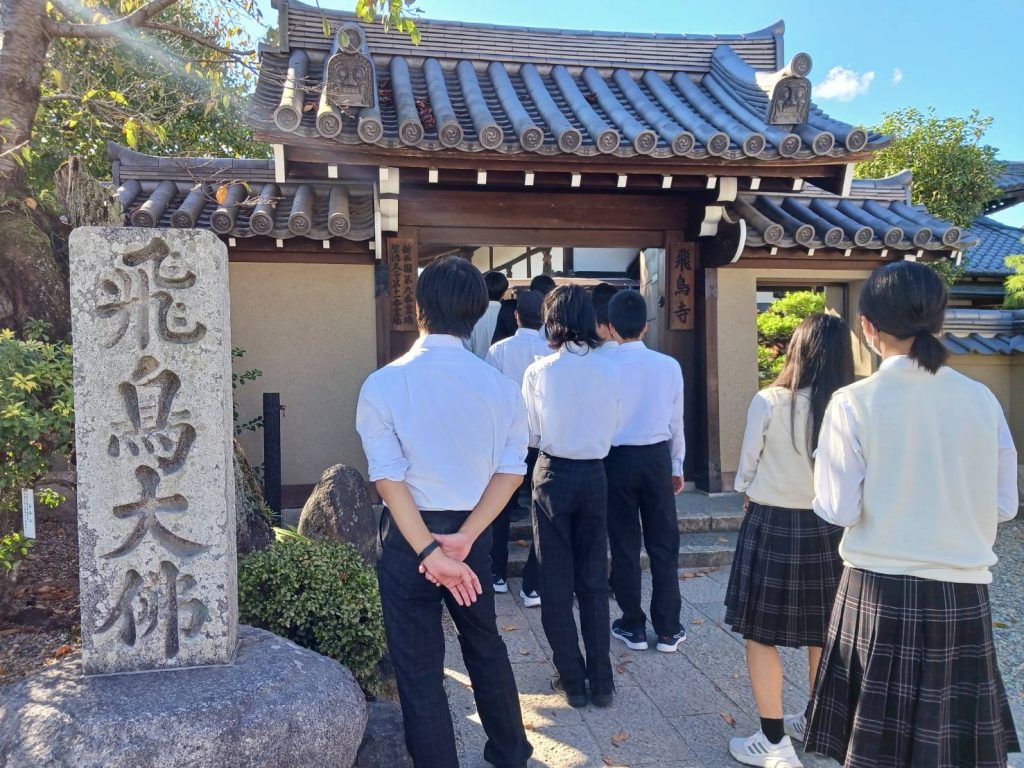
[378,510,532,768]
[491,447,540,593]
[606,442,682,638]
[533,453,613,692]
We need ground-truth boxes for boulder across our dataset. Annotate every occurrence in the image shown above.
[234,439,273,555]
[354,702,412,768]
[298,465,378,564]
[0,625,367,768]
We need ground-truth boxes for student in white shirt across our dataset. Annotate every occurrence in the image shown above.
[485,289,550,606]
[590,281,620,356]
[806,261,1019,768]
[466,270,508,358]
[602,290,687,656]
[356,257,533,768]
[724,313,853,768]
[522,284,621,709]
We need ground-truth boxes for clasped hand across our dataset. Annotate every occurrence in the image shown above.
[418,532,480,606]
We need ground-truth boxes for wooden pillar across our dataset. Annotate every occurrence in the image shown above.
[698,267,723,493]
[563,246,574,275]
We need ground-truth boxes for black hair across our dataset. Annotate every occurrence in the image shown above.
[858,261,948,374]
[543,284,601,350]
[415,256,488,338]
[483,270,509,302]
[590,282,620,326]
[774,313,855,460]
[530,274,557,296]
[607,289,647,339]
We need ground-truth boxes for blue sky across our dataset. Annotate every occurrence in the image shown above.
[259,1,1024,226]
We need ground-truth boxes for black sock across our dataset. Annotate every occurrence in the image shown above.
[761,717,785,745]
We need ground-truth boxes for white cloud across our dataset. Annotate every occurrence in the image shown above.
[815,66,876,102]
[892,67,904,86]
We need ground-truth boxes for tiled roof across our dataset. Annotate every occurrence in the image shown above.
[987,160,1024,213]
[962,216,1022,277]
[247,1,887,162]
[108,144,373,241]
[943,309,1024,355]
[727,173,977,253]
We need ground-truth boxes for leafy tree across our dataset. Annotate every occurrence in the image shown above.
[1005,255,1024,310]
[756,291,825,388]
[856,107,1000,228]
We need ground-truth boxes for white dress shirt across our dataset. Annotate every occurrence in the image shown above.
[522,343,621,460]
[466,301,502,359]
[813,355,1018,584]
[594,340,619,357]
[610,341,686,476]
[486,328,553,386]
[357,334,528,511]
[735,387,814,509]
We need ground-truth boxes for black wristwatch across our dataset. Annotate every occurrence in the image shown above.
[417,541,440,562]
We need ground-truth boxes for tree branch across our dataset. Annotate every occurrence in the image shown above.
[40,94,79,104]
[44,0,179,40]
[144,23,254,56]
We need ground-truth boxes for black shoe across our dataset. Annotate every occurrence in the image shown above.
[656,629,687,653]
[611,618,649,651]
[551,675,587,708]
[589,683,614,708]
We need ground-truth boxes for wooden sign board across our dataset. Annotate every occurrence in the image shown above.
[387,237,417,331]
[667,239,696,331]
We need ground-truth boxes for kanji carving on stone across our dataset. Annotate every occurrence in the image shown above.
[108,355,196,474]
[96,236,207,350]
[96,560,209,659]
[103,466,207,559]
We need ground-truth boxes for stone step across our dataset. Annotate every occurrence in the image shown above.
[506,494,745,542]
[504,530,739,576]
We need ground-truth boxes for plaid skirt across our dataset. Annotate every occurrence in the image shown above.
[723,502,844,648]
[806,567,1021,767]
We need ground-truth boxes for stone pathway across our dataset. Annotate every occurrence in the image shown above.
[444,534,1024,768]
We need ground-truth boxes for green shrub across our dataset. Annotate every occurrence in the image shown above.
[238,531,386,693]
[756,291,826,389]
[0,322,74,534]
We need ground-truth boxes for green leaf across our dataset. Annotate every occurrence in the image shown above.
[124,119,139,149]
[107,90,128,105]
[322,17,331,37]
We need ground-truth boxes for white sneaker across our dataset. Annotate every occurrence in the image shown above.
[492,578,509,594]
[520,589,541,608]
[728,731,803,768]
[783,713,806,743]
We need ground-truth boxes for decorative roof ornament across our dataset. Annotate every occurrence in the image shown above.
[758,53,813,126]
[324,22,376,109]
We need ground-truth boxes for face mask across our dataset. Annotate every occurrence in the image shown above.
[865,333,882,358]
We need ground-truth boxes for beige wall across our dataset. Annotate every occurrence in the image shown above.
[228,262,377,486]
[713,267,875,485]
[948,354,1024,450]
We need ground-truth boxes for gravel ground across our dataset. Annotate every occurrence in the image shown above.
[0,517,81,686]
[991,518,1024,707]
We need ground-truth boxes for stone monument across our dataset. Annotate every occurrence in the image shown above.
[0,229,367,767]
[72,228,237,674]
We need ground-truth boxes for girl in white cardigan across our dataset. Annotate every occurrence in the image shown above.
[726,313,854,768]
[806,261,1019,767]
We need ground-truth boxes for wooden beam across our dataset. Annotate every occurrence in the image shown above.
[401,188,687,232]
[416,227,666,248]
[230,250,374,265]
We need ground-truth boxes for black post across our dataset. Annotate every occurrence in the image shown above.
[263,392,282,524]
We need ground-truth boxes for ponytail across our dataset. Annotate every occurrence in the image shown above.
[909,330,948,374]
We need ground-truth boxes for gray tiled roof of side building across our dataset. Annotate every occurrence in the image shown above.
[963,216,1023,277]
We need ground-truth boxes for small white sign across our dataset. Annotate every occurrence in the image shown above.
[21,488,35,539]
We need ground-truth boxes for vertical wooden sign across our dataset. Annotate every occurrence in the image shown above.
[387,237,417,331]
[667,238,696,330]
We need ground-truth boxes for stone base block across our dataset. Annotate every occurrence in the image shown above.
[0,626,367,768]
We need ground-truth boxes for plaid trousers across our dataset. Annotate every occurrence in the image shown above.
[533,452,613,693]
[490,447,540,593]
[378,510,533,768]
